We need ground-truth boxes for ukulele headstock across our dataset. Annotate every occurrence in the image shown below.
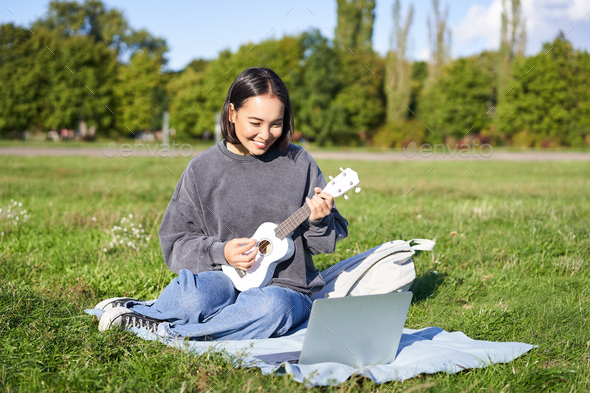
[323,167,361,200]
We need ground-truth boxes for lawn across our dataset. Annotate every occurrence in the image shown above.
[0,154,588,392]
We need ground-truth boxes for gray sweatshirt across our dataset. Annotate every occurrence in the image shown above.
[158,140,349,294]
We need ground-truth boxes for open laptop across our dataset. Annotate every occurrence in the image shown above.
[256,291,413,368]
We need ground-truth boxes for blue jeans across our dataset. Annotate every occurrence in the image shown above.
[127,269,312,340]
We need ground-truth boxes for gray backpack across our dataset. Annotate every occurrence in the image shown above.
[311,239,436,301]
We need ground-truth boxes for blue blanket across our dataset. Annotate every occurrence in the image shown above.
[85,308,536,387]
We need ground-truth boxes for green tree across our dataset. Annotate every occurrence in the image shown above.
[34,0,167,60]
[290,29,340,142]
[328,48,386,146]
[385,0,414,124]
[498,35,587,147]
[115,51,166,134]
[0,24,49,133]
[330,0,385,146]
[419,56,494,142]
[43,31,118,133]
[334,0,376,53]
[0,24,118,135]
[496,0,526,132]
[407,60,428,116]
[425,0,452,87]
[167,62,211,138]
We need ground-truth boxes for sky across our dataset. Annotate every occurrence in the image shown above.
[2,0,589,71]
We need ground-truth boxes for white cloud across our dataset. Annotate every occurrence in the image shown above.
[418,47,430,61]
[451,0,590,57]
[530,0,589,22]
[520,0,589,52]
[452,0,503,51]
[452,0,502,51]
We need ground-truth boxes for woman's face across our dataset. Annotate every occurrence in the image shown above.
[228,94,284,156]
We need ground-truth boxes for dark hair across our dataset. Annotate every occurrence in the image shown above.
[221,67,294,151]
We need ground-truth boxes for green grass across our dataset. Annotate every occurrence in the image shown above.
[1,155,589,392]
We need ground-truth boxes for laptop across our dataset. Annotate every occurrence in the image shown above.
[255,291,413,368]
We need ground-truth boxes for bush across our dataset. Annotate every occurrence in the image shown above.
[371,120,427,148]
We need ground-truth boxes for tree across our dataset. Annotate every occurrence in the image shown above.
[329,0,385,145]
[0,24,49,133]
[43,32,118,134]
[497,0,526,108]
[167,60,212,138]
[408,60,428,115]
[418,56,494,142]
[334,0,376,53]
[425,0,451,87]
[34,0,168,61]
[115,51,166,134]
[328,48,385,146]
[385,0,414,123]
[290,29,340,142]
[0,23,118,135]
[0,0,169,137]
[497,35,587,147]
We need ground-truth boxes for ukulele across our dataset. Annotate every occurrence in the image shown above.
[221,167,361,291]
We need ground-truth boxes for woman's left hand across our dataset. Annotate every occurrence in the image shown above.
[306,187,334,222]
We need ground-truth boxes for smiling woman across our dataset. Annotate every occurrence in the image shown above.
[226,94,285,156]
[95,66,349,341]
[221,67,294,156]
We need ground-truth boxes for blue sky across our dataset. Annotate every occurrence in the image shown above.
[2,0,589,71]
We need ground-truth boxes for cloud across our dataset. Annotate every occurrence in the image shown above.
[452,0,590,57]
[417,47,430,61]
[453,0,503,50]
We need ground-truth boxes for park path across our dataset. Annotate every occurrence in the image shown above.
[1,146,590,161]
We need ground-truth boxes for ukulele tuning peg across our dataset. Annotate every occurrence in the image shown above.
[355,187,361,193]
[339,167,344,172]
[329,175,334,180]
[343,194,349,200]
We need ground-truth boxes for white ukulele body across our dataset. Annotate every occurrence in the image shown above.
[221,167,360,292]
[221,222,295,292]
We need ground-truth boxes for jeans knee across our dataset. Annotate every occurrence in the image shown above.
[250,286,304,322]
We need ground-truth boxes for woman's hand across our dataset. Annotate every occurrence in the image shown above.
[306,187,334,222]
[224,238,258,271]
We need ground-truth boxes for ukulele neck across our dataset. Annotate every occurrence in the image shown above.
[274,204,312,240]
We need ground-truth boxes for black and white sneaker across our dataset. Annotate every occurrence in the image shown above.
[94,297,141,311]
[98,307,163,334]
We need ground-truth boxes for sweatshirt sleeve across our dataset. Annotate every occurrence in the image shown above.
[158,165,229,274]
[299,153,349,255]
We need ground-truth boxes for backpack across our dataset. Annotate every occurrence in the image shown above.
[310,239,436,301]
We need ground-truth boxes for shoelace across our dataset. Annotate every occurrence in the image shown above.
[123,315,159,334]
[112,299,134,308]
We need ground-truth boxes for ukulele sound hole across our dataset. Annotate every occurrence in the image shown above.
[258,240,272,255]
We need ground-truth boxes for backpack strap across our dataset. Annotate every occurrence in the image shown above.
[407,238,436,251]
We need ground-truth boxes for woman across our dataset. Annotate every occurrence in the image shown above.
[97,67,348,340]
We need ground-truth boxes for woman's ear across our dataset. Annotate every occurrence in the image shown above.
[229,103,236,123]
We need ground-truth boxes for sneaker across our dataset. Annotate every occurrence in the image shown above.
[94,297,141,311]
[98,307,163,334]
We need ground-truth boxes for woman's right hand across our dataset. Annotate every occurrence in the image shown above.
[224,238,258,271]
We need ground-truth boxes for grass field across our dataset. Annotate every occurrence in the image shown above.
[0,154,589,392]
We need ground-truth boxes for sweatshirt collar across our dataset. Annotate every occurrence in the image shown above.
[218,139,280,162]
